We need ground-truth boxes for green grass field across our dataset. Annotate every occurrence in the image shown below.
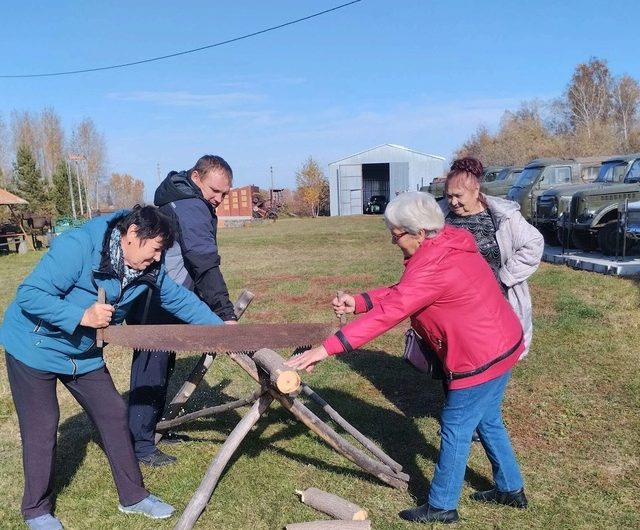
[1,215,639,529]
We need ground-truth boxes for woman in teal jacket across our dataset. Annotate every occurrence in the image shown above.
[0,206,222,530]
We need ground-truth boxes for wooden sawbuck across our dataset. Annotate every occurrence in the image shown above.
[115,289,409,529]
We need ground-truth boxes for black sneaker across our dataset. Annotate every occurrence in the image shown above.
[399,503,459,524]
[138,449,177,467]
[471,487,528,509]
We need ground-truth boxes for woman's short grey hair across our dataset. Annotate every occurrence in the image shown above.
[384,191,444,238]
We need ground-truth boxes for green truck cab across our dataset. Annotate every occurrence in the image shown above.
[506,158,601,222]
[535,156,624,242]
[568,154,640,254]
[424,165,504,199]
[481,166,523,198]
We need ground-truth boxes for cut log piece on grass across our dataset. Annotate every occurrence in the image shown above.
[253,348,301,394]
[174,393,274,530]
[296,487,368,520]
[285,521,371,530]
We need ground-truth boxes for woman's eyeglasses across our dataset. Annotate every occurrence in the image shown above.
[391,231,409,243]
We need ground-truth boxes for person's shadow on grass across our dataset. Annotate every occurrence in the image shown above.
[336,348,494,497]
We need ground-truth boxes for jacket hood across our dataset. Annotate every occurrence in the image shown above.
[154,170,203,207]
[408,224,478,266]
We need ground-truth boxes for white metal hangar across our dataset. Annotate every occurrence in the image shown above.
[328,144,446,216]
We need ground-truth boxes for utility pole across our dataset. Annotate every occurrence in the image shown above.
[157,163,161,185]
[68,155,85,217]
[65,159,77,220]
[270,165,274,205]
[69,155,91,219]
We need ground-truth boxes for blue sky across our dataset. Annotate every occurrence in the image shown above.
[2,0,639,199]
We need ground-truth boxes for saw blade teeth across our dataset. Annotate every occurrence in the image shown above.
[291,345,311,356]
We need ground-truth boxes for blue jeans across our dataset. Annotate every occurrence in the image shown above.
[428,370,523,510]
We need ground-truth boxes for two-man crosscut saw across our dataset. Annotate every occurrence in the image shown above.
[96,322,336,353]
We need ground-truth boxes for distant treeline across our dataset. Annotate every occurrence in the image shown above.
[0,109,142,217]
[455,57,640,165]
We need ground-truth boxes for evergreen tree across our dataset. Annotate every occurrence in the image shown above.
[51,160,74,216]
[13,144,50,213]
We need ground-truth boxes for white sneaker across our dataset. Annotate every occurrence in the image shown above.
[118,494,175,519]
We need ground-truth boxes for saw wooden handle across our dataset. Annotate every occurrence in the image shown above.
[96,287,106,348]
[234,288,255,319]
[336,290,346,327]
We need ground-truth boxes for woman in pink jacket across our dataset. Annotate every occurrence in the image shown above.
[286,191,527,524]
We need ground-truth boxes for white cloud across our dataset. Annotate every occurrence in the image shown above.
[106,90,265,108]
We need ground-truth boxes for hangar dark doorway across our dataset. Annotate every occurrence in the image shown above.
[362,163,390,213]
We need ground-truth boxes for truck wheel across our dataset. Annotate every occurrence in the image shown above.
[597,220,623,256]
[571,230,597,251]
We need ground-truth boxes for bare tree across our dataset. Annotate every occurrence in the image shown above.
[40,107,64,184]
[295,156,328,217]
[612,74,640,148]
[107,173,144,208]
[566,57,613,139]
[454,103,558,167]
[454,126,495,162]
[11,110,42,169]
[69,118,107,209]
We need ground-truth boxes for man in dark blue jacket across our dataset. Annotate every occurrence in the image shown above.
[128,155,237,467]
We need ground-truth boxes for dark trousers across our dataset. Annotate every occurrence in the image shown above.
[128,350,175,458]
[6,353,148,520]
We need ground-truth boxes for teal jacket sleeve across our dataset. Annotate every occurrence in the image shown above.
[14,231,90,335]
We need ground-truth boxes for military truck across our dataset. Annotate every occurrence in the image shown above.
[506,158,602,222]
[535,155,626,243]
[625,200,640,243]
[481,166,523,198]
[424,165,505,199]
[568,153,640,254]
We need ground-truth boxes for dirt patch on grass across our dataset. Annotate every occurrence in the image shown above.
[530,284,558,320]
[248,273,376,293]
